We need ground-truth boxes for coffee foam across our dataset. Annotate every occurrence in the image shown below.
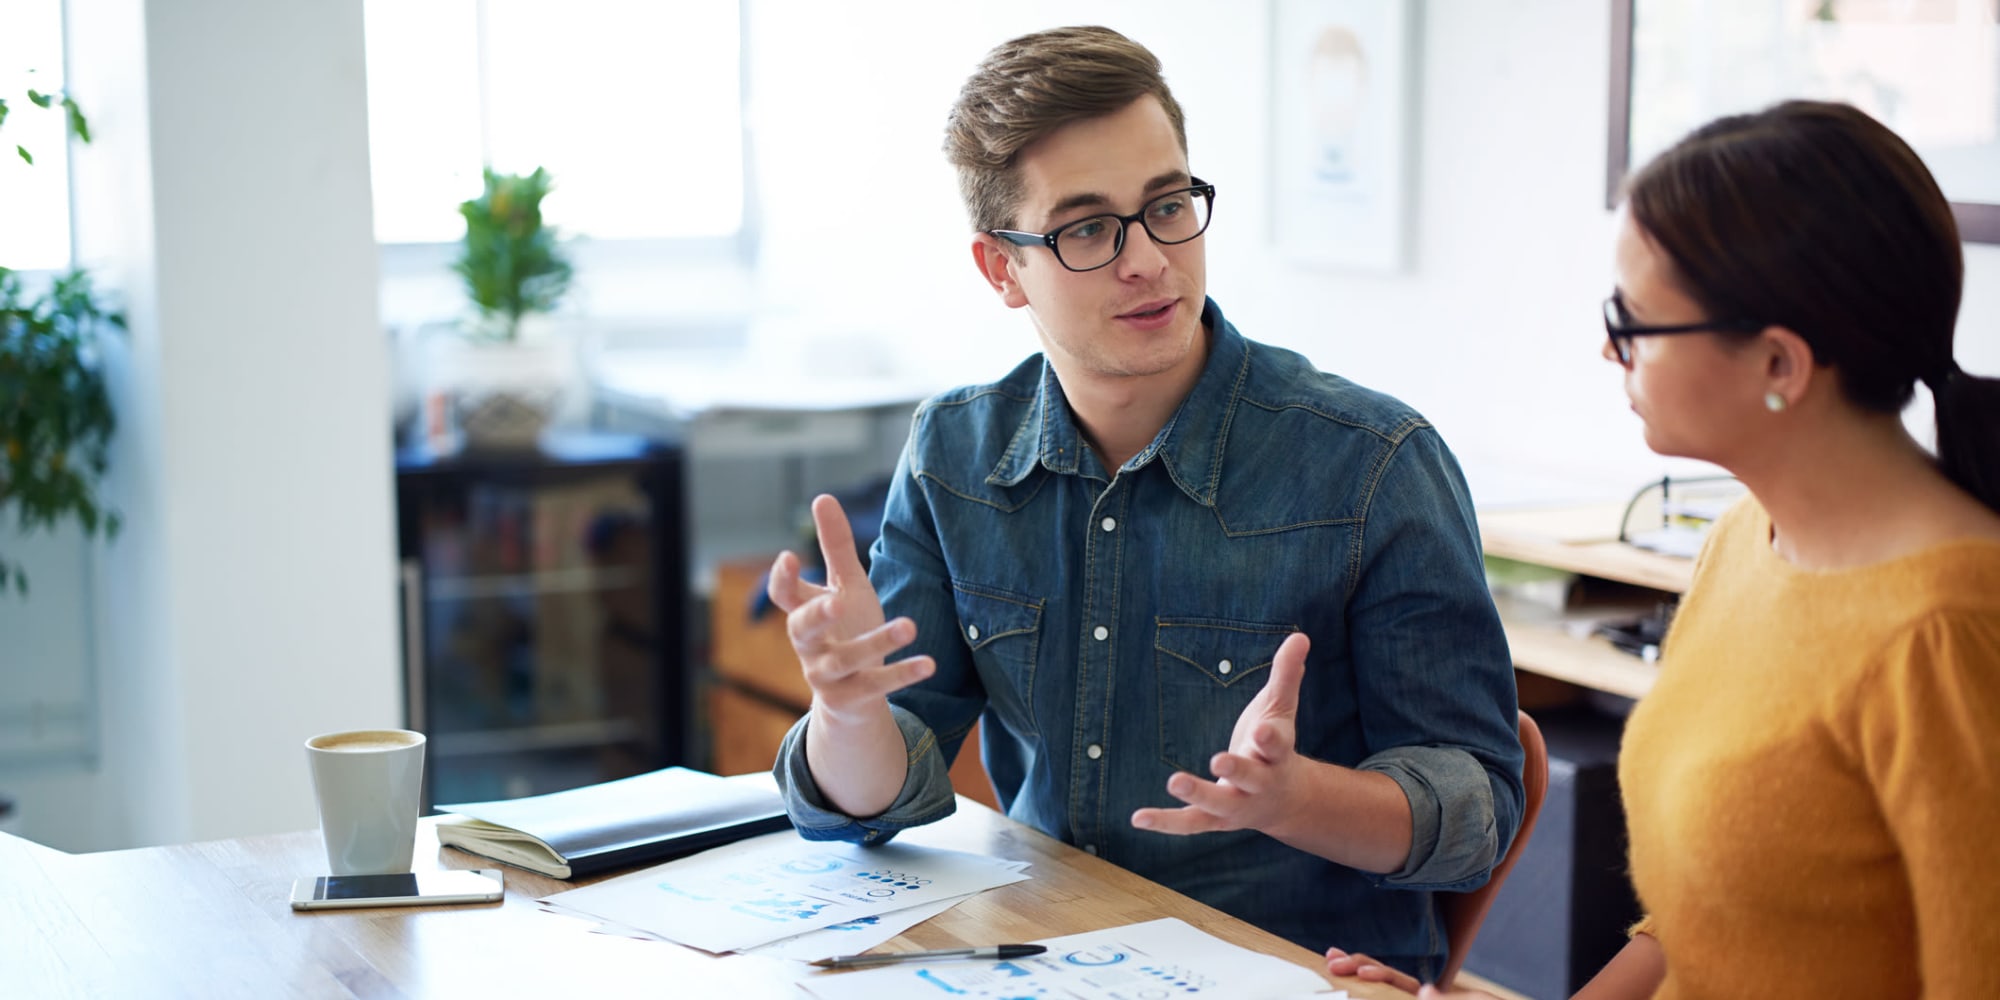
[309,730,423,752]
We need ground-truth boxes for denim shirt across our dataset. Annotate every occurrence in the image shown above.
[775,299,1522,974]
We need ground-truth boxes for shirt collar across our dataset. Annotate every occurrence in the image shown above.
[987,297,1249,507]
[987,361,1085,485]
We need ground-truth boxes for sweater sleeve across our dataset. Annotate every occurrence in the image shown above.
[1855,610,2000,998]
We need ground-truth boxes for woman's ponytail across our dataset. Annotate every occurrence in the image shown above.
[1931,365,2000,515]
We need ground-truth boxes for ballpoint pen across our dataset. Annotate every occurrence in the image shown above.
[809,944,1048,969]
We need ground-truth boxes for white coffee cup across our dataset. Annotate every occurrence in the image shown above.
[304,729,426,875]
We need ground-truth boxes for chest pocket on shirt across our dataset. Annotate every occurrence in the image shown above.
[1154,617,1296,773]
[950,581,1044,738]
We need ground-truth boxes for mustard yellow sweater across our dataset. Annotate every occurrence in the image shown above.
[1621,498,2000,999]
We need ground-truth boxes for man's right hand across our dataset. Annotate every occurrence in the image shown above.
[767,494,936,716]
[767,494,934,818]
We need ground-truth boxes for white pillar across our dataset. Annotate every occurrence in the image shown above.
[14,0,401,849]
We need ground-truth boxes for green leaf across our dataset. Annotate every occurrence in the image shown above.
[61,97,91,144]
[26,89,52,109]
[0,264,123,599]
[15,145,29,165]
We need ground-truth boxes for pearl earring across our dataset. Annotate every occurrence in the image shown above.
[1764,392,1787,413]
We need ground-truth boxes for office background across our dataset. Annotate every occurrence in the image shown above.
[2,0,1996,854]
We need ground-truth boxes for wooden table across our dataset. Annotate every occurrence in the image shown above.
[1,797,1406,998]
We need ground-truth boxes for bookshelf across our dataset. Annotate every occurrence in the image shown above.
[395,432,690,809]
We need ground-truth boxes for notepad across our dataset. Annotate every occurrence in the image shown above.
[435,767,792,879]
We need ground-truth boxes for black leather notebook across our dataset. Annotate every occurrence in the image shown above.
[435,768,792,879]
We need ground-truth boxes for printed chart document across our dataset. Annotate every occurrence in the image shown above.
[541,830,1031,954]
[798,917,1338,1000]
[561,868,1034,962]
[741,859,1032,962]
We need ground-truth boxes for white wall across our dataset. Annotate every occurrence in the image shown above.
[2,0,400,851]
[746,0,2000,504]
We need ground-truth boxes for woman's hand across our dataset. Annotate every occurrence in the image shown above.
[1322,948,1505,999]
[1323,947,1421,994]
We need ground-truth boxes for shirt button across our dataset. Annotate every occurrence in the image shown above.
[967,625,980,641]
[1100,516,1116,532]
[1093,625,1109,641]
[1086,743,1103,760]
[1218,659,1232,675]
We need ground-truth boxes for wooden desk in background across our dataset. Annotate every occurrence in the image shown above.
[1479,503,1694,703]
[0,797,1403,998]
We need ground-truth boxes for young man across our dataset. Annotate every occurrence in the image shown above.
[767,26,1520,979]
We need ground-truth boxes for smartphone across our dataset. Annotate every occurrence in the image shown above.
[289,869,505,910]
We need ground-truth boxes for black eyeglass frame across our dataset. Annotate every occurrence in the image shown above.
[988,179,1217,273]
[1602,294,1762,366]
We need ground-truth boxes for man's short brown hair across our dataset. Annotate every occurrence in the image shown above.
[943,26,1188,234]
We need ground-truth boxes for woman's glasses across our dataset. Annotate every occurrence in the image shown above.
[1602,294,1762,366]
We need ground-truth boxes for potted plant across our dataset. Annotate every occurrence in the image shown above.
[0,84,120,596]
[454,166,573,343]
[435,166,576,451]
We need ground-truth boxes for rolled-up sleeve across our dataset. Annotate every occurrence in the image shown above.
[1361,744,1500,888]
[773,704,958,844]
[1346,426,1523,891]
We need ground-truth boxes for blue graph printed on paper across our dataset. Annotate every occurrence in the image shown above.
[1139,963,1216,992]
[1060,946,1128,967]
[853,869,933,887]
[780,855,844,876]
[905,969,1047,998]
[731,892,833,923]
[653,881,716,903]
[819,914,883,932]
[913,969,968,995]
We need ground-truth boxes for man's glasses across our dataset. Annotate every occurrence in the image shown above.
[989,180,1216,272]
[1602,294,1762,367]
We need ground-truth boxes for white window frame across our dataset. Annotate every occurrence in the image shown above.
[369,0,760,337]
[1,0,78,278]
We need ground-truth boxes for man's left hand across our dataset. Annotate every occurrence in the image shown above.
[1130,631,1310,836]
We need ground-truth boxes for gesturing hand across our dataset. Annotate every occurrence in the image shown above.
[1130,631,1310,836]
[766,494,934,718]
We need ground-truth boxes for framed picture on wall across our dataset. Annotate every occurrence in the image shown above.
[1268,0,1418,271]
[1608,0,2000,243]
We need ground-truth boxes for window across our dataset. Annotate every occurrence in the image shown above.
[0,0,73,272]
[362,0,745,246]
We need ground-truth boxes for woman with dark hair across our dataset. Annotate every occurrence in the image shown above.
[1327,100,2000,998]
